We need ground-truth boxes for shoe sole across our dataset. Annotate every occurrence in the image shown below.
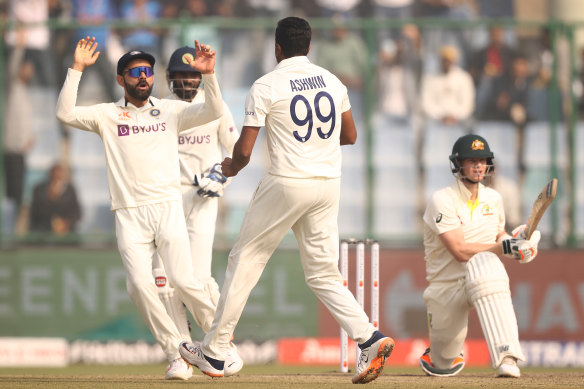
[419,358,465,377]
[165,373,192,380]
[498,367,521,378]
[179,343,224,378]
[352,337,395,384]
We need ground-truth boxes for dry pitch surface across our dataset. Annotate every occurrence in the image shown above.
[1,364,583,388]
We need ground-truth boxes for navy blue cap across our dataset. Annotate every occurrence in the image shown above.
[167,46,197,73]
[117,50,155,75]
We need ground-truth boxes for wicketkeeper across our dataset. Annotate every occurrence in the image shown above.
[151,46,241,379]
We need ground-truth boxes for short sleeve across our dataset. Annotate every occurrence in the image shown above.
[423,191,460,235]
[340,84,351,113]
[243,81,270,127]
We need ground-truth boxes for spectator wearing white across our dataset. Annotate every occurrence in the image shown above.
[421,45,475,127]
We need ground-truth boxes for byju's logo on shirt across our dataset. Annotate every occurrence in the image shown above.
[117,123,167,136]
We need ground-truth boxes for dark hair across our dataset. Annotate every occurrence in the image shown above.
[275,17,311,58]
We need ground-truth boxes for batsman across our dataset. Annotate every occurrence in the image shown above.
[419,134,541,378]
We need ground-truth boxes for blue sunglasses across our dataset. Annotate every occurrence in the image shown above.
[124,66,154,78]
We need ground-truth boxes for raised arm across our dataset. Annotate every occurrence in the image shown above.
[56,37,101,132]
[178,40,223,130]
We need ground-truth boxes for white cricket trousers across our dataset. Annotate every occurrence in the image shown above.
[423,279,471,369]
[115,200,217,361]
[202,174,376,359]
[151,186,221,332]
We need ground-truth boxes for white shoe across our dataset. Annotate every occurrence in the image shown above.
[179,341,224,378]
[498,356,520,378]
[165,358,193,380]
[352,331,395,384]
[224,343,244,377]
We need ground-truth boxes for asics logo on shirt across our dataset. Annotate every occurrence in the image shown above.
[117,123,167,136]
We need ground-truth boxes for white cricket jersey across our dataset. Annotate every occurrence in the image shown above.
[243,56,351,178]
[166,91,239,186]
[423,180,505,282]
[56,69,223,210]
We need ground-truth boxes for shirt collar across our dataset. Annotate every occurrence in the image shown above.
[275,56,311,70]
[452,179,484,202]
[115,97,157,109]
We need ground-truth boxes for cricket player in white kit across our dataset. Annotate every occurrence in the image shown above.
[419,134,541,378]
[179,17,394,384]
[56,37,224,380]
[150,46,242,378]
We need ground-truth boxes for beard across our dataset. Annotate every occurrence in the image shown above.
[174,87,198,101]
[126,80,153,101]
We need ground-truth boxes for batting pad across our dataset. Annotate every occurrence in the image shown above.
[466,252,525,368]
[153,267,191,342]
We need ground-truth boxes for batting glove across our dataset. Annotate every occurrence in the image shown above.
[501,230,541,264]
[511,224,527,239]
[193,163,228,198]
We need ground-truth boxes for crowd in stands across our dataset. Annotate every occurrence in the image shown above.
[0,0,570,238]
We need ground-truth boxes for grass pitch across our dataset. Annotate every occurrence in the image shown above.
[1,364,584,388]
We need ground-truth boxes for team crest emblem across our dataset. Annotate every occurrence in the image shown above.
[481,204,493,216]
[182,53,195,65]
[471,139,485,150]
[150,108,161,117]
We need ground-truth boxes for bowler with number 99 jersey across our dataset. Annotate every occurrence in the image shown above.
[201,52,381,368]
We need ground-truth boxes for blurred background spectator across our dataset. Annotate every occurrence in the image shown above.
[29,163,81,235]
[376,34,419,123]
[316,18,368,123]
[4,0,53,87]
[118,0,163,58]
[70,0,119,101]
[420,45,475,127]
[3,33,35,234]
[468,25,516,121]
[314,0,362,19]
[414,0,477,72]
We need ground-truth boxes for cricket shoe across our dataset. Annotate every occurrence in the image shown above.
[179,341,224,378]
[498,356,520,378]
[352,331,395,384]
[419,348,465,377]
[165,357,193,380]
[224,342,244,376]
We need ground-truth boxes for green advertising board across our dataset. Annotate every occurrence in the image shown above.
[0,248,317,342]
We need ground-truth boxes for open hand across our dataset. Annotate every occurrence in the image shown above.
[73,36,100,72]
[185,40,216,74]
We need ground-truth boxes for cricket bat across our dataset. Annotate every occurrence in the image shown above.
[525,178,558,239]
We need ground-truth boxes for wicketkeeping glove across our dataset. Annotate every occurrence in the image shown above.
[193,163,228,198]
[501,230,541,264]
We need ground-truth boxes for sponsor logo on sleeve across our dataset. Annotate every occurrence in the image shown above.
[155,276,166,287]
[435,213,442,223]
